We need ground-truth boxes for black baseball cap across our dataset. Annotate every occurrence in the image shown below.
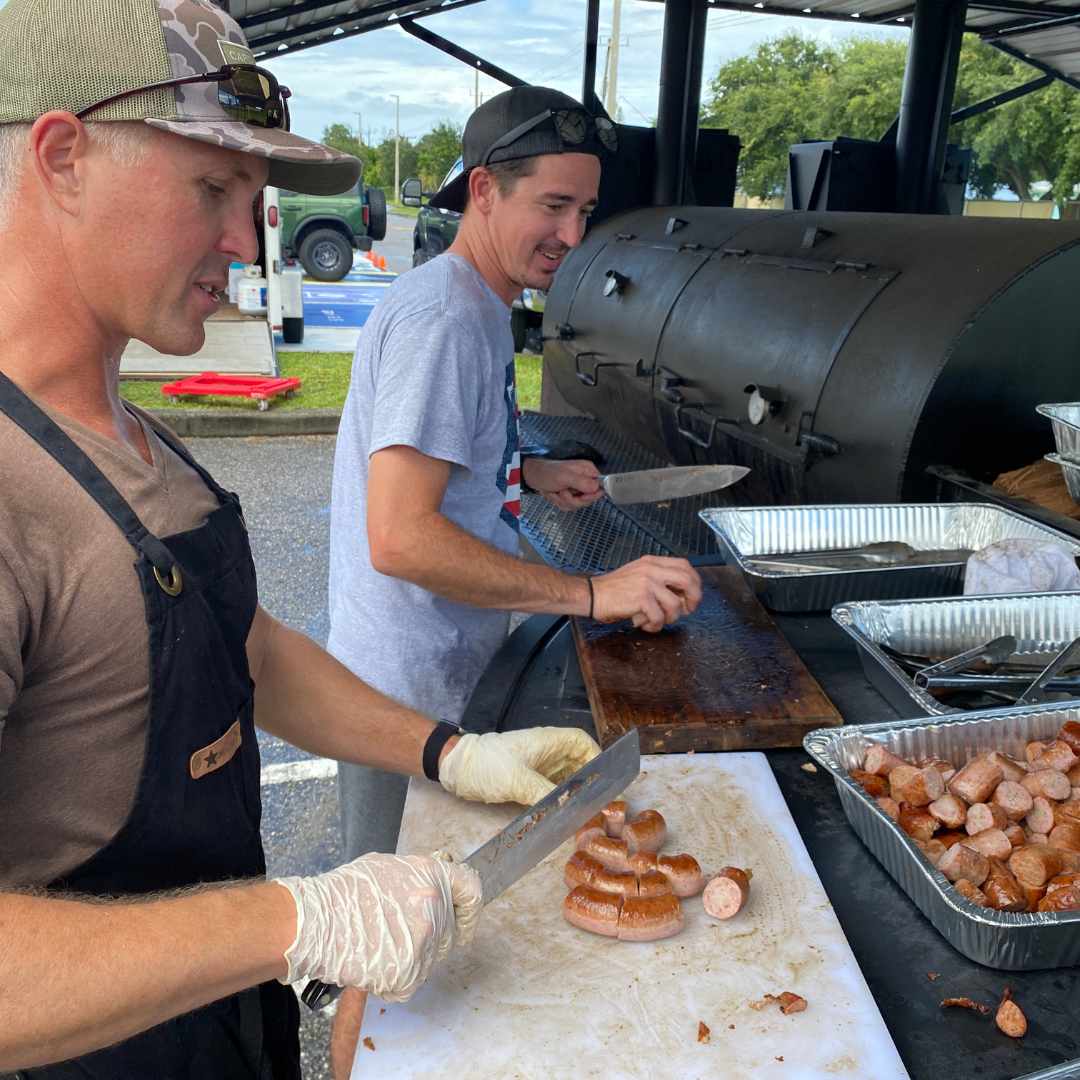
[428,85,617,214]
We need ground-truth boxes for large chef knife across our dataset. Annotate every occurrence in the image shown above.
[301,727,641,1011]
[601,464,749,505]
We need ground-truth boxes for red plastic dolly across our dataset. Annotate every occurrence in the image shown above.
[160,372,302,411]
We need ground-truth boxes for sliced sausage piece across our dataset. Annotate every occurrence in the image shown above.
[982,858,1027,912]
[962,828,1013,861]
[995,991,1027,1039]
[992,781,1034,821]
[628,851,659,876]
[953,878,988,906]
[657,854,705,898]
[622,810,667,855]
[702,866,752,920]
[1028,831,1050,845]
[1045,871,1080,894]
[562,885,622,938]
[986,751,1028,783]
[919,839,947,866]
[584,833,632,873]
[1004,823,1026,848]
[575,813,606,850]
[890,765,944,807]
[948,758,1004,805]
[600,800,628,838]
[919,757,957,784]
[936,828,969,849]
[899,803,939,843]
[617,892,683,942]
[589,866,640,898]
[637,869,672,899]
[1021,769,1071,801]
[1026,796,1056,836]
[1054,800,1080,828]
[965,803,1008,835]
[876,796,900,821]
[1038,884,1080,912]
[1029,741,1078,773]
[1023,884,1047,911]
[928,794,967,830]
[850,770,889,798]
[864,745,910,777]
[939,843,990,886]
[1066,763,1080,786]
[1008,845,1080,888]
[1059,721,1080,756]
[1025,741,1047,764]
[1049,822,1080,853]
[564,850,605,890]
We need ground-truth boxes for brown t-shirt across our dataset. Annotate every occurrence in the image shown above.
[0,401,220,887]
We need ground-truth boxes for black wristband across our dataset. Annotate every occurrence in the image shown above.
[422,719,463,782]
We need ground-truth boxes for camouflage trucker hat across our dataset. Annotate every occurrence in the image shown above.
[0,0,359,196]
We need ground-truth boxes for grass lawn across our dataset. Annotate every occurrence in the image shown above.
[121,351,543,413]
[388,201,420,220]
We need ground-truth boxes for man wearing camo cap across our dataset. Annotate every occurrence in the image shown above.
[0,2,601,1075]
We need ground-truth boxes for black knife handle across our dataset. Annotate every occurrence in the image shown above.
[301,979,342,1011]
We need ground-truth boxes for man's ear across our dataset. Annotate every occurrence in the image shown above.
[28,112,89,216]
[468,165,499,214]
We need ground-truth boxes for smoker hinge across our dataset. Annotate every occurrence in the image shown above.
[678,243,703,252]
[665,216,689,235]
[615,232,636,242]
[722,247,749,257]
[657,367,685,404]
[797,413,843,464]
[833,259,872,272]
[801,226,833,251]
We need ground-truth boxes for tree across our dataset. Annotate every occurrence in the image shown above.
[320,123,379,187]
[375,134,419,197]
[700,31,1080,207]
[416,121,463,190]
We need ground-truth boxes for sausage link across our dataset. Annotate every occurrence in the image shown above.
[1029,741,1078,774]
[948,758,1004,805]
[583,833,632,872]
[917,838,947,866]
[600,800,628,838]
[636,869,672,899]
[939,843,990,886]
[1026,796,1056,835]
[622,810,667,855]
[1025,741,1047,764]
[1037,884,1080,912]
[702,866,751,920]
[962,828,1013,862]
[1054,800,1080,828]
[1021,770,1071,801]
[965,803,1008,835]
[899,803,939,843]
[864,745,909,777]
[953,878,988,906]
[991,781,1034,821]
[562,885,622,938]
[850,770,889,798]
[617,892,683,942]
[564,850,605,890]
[919,757,957,784]
[982,858,1027,912]
[1004,823,1026,848]
[575,813,607,850]
[1059,721,1080,756]
[628,851,659,876]
[928,794,967,830]
[1049,822,1080,854]
[986,751,1027,783]
[657,854,705,898]
[1008,845,1080,888]
[875,796,900,821]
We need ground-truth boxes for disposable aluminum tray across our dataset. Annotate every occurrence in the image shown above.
[832,591,1080,717]
[1046,453,1080,503]
[699,503,1080,613]
[1037,402,1080,463]
[804,702,1080,970]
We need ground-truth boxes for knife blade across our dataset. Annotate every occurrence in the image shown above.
[600,465,749,505]
[301,728,641,1011]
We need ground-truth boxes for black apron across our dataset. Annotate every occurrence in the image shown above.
[0,374,300,1080]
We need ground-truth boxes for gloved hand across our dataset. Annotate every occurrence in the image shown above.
[964,539,1080,596]
[439,727,601,805]
[274,852,482,1002]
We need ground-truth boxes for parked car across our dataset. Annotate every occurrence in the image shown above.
[403,159,544,352]
[278,178,387,281]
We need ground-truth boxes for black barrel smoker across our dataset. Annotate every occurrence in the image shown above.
[543,207,1080,506]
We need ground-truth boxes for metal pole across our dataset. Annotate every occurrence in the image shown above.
[475,64,479,109]
[654,0,707,206]
[895,0,968,213]
[582,0,601,112]
[392,94,400,202]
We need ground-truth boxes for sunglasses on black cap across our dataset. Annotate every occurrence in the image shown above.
[76,63,291,129]
[480,108,618,166]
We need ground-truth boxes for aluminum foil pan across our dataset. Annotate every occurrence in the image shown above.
[1046,453,1080,503]
[804,702,1080,970]
[1037,403,1080,463]
[699,503,1080,613]
[833,591,1080,717]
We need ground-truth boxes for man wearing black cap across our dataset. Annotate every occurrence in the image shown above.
[327,85,703,1073]
[0,5,612,1076]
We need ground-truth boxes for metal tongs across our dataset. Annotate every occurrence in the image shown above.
[748,541,973,574]
[912,635,1018,690]
[1016,636,1080,706]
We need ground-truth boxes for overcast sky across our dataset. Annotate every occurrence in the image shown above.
[260,2,909,146]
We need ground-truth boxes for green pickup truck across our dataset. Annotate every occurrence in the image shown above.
[279,179,387,281]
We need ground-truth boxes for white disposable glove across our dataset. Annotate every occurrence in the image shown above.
[274,852,481,1002]
[964,539,1080,596]
[439,727,601,805]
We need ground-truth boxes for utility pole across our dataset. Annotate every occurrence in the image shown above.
[474,63,480,109]
[605,0,622,118]
[391,93,400,202]
[355,112,362,142]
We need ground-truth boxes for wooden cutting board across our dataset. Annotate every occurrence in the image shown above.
[573,566,842,752]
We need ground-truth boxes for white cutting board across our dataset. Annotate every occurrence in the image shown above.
[350,753,909,1080]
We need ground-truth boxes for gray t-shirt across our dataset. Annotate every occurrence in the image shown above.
[328,254,521,721]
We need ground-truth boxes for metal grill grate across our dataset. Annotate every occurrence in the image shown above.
[519,413,741,573]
